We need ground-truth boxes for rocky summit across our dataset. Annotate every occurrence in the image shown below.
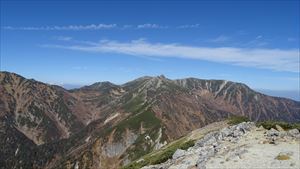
[141,122,300,169]
[0,71,300,169]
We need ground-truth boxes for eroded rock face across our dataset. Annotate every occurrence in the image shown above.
[103,130,138,157]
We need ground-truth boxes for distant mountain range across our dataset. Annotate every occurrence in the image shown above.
[62,84,300,101]
[0,71,299,169]
[256,89,299,101]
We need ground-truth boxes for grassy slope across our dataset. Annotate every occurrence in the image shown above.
[122,116,300,169]
[122,121,229,169]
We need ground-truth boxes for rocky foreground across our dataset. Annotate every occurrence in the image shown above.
[142,122,300,169]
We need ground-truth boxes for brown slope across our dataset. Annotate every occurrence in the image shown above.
[0,71,89,144]
[174,78,300,122]
[1,72,299,169]
[55,75,300,169]
[69,81,126,123]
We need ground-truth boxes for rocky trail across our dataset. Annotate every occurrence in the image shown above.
[142,122,300,169]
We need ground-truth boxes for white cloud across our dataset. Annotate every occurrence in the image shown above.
[3,24,117,31]
[242,36,268,47]
[122,25,133,29]
[3,23,170,31]
[177,24,201,29]
[136,24,168,29]
[44,39,299,72]
[256,35,263,39]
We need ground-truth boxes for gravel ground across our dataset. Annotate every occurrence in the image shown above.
[206,127,300,169]
[142,123,300,169]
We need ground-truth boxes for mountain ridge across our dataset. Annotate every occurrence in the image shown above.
[0,71,299,169]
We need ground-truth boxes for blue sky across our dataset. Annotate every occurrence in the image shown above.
[0,0,299,99]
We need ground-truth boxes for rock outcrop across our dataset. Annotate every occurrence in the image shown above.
[142,122,300,169]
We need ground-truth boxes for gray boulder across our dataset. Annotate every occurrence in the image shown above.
[266,128,280,137]
[288,129,300,138]
[220,127,233,137]
[236,122,254,131]
[172,149,186,159]
[196,132,217,147]
[233,130,243,138]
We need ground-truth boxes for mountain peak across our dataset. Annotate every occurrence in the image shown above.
[157,74,166,79]
[80,81,119,91]
[91,81,115,87]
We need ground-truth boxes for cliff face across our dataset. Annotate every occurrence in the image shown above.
[0,71,299,169]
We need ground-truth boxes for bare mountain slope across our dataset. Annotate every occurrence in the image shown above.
[0,72,89,144]
[0,71,299,169]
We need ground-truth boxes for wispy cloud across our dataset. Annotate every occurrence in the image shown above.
[177,24,201,29]
[3,23,169,31]
[241,35,268,47]
[136,23,168,29]
[122,25,133,29]
[43,39,299,72]
[54,36,72,41]
[3,24,117,31]
[3,23,204,31]
[255,35,263,39]
[209,35,231,43]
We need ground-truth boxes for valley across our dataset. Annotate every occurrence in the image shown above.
[0,71,299,169]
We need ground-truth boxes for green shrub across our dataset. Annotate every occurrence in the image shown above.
[275,154,291,160]
[179,140,195,150]
[257,121,300,130]
[227,115,250,125]
[150,149,174,164]
[121,139,195,169]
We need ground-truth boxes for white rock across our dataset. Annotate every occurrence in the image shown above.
[74,161,79,169]
[196,132,217,147]
[220,127,233,137]
[15,148,19,156]
[172,149,186,159]
[288,129,300,137]
[266,128,280,137]
[275,125,285,132]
